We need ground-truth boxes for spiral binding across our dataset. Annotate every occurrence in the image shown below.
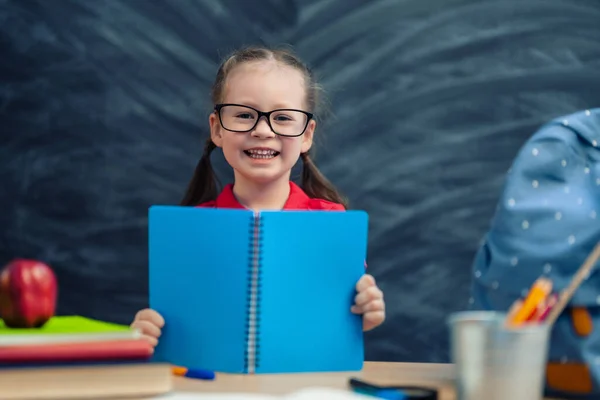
[245,212,262,373]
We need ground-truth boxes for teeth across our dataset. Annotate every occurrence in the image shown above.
[248,149,276,155]
[246,149,277,159]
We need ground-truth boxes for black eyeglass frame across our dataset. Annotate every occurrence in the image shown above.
[214,103,314,137]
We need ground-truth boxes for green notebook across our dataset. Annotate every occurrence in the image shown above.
[0,316,138,346]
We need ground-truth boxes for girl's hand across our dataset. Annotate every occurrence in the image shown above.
[130,308,164,349]
[351,274,385,331]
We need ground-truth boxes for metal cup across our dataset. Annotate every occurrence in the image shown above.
[448,311,551,400]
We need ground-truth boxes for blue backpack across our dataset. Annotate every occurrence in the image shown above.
[470,108,600,399]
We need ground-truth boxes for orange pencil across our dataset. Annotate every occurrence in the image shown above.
[507,277,552,327]
[506,298,523,322]
[526,293,557,323]
[525,300,545,323]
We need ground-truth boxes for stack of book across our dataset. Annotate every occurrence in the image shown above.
[0,315,172,399]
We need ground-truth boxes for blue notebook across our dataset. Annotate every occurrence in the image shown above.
[148,206,368,374]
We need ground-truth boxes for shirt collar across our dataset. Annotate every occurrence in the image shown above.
[215,181,311,210]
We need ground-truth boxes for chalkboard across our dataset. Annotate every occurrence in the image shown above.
[1,0,599,362]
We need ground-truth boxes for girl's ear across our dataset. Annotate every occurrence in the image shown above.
[301,119,315,153]
[209,112,223,148]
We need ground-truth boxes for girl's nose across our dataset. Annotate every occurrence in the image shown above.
[251,117,275,138]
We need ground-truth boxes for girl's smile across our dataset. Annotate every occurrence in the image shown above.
[244,147,281,160]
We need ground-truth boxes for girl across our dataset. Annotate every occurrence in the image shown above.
[131,46,385,348]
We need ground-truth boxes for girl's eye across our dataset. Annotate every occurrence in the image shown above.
[235,113,254,119]
[273,114,293,122]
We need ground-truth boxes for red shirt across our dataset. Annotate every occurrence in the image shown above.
[196,181,345,211]
[197,181,366,268]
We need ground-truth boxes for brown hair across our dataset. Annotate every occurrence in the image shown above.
[180,45,348,208]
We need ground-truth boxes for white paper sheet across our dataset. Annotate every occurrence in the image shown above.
[155,387,373,400]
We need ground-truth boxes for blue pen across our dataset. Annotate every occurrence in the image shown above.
[354,388,405,400]
[172,366,215,380]
[348,378,437,400]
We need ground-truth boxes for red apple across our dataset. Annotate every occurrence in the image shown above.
[0,259,58,328]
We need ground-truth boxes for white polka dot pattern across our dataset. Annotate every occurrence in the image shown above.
[468,108,600,375]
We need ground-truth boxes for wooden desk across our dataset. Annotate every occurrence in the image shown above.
[173,362,565,400]
[174,362,455,399]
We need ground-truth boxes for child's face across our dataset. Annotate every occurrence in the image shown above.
[209,61,315,186]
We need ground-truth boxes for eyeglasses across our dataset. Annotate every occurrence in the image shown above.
[214,104,313,137]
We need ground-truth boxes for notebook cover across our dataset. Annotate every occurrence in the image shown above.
[0,339,152,363]
[0,358,151,369]
[148,206,252,372]
[255,210,367,373]
[0,315,132,334]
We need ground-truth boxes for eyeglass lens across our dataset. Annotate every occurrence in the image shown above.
[219,105,308,136]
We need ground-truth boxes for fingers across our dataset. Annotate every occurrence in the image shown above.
[131,319,162,338]
[356,274,375,292]
[140,333,159,348]
[363,310,385,331]
[131,308,164,348]
[356,299,385,313]
[352,274,385,331]
[134,308,165,328]
[351,296,385,314]
[354,284,383,308]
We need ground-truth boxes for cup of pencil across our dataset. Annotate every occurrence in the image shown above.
[449,242,600,400]
[448,310,550,400]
